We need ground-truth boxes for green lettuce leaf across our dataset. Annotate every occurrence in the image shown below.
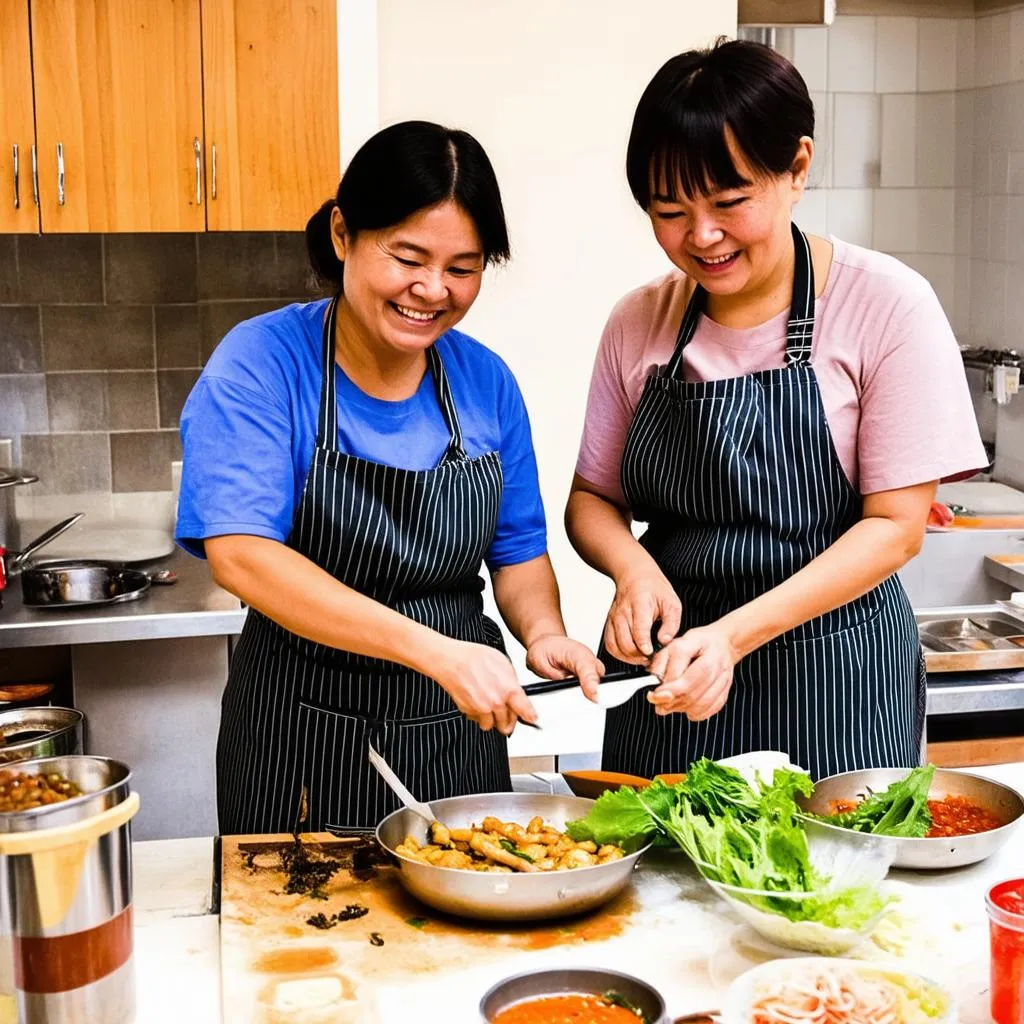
[565,778,679,851]
[824,765,934,838]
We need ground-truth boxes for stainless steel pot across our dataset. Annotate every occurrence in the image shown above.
[796,767,1024,869]
[0,755,138,1024]
[480,967,669,1022]
[0,707,83,765]
[376,792,651,921]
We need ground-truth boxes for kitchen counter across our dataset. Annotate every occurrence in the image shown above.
[132,763,1024,1023]
[0,548,246,649]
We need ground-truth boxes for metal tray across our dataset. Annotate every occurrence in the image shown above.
[917,603,1024,672]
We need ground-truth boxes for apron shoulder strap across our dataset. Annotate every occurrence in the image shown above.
[316,296,341,451]
[663,221,817,380]
[784,223,816,367]
[315,301,467,461]
[427,344,468,462]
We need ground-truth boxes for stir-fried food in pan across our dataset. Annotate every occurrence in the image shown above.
[395,816,626,873]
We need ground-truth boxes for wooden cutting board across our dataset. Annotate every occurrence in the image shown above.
[218,833,683,1024]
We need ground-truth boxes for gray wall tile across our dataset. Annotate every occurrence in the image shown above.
[42,305,154,371]
[47,372,107,431]
[106,371,158,431]
[198,299,294,362]
[20,433,111,494]
[110,430,181,492]
[17,236,103,303]
[157,369,200,429]
[155,305,200,368]
[197,233,316,300]
[105,235,198,304]
[0,306,43,373]
[0,238,18,303]
[0,373,48,437]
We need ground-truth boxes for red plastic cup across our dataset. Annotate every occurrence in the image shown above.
[987,878,1024,1024]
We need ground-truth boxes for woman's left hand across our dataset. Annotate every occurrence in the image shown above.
[646,623,739,720]
[526,635,605,703]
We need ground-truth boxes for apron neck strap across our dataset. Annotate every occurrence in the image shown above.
[317,296,468,460]
[664,221,816,379]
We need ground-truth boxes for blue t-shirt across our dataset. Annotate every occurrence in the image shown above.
[176,299,547,569]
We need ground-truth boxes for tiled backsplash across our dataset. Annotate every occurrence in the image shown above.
[778,6,1024,350]
[0,233,320,497]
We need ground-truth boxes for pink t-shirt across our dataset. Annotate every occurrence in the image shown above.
[576,238,986,504]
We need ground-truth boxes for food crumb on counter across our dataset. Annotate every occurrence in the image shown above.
[369,932,384,946]
[305,905,369,930]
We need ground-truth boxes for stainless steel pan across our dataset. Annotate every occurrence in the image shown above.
[796,767,1024,869]
[376,792,650,921]
[19,559,176,608]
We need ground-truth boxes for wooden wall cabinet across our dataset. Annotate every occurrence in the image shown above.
[1,0,339,233]
[202,0,340,231]
[0,2,40,233]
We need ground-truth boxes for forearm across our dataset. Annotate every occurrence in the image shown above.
[565,488,660,583]
[491,554,568,648]
[721,515,924,659]
[205,535,453,676]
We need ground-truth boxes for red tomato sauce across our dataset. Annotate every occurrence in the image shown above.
[491,994,643,1024]
[989,879,1024,1024]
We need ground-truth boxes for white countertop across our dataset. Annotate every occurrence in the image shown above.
[132,764,1024,1023]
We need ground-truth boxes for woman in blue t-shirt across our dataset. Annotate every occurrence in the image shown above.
[177,121,602,834]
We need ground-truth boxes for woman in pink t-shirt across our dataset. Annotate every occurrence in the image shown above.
[567,39,985,780]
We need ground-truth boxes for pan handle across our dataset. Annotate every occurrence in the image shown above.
[8,513,85,574]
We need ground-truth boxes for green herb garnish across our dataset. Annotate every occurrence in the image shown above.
[817,765,935,838]
[602,990,650,1022]
[499,838,534,862]
[405,916,429,929]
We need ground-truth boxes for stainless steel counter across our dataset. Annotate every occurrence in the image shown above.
[0,548,246,649]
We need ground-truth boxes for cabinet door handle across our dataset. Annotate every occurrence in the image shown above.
[12,145,19,210]
[193,137,203,205]
[31,144,39,206]
[56,142,65,206]
[211,143,217,200]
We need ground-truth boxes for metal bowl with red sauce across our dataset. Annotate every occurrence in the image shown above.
[797,768,1024,869]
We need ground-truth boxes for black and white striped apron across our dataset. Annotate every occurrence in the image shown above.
[217,297,511,834]
[602,224,926,782]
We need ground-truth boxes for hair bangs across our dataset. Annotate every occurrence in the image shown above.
[648,108,751,204]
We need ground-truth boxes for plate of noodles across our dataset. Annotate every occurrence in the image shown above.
[722,957,955,1024]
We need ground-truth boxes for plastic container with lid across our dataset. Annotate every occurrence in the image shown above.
[988,878,1024,1024]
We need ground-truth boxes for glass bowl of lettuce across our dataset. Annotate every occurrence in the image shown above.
[722,956,955,1024]
[566,758,896,955]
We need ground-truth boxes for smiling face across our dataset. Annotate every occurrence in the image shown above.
[330,199,485,355]
[648,130,812,301]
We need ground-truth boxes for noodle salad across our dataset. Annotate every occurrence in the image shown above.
[748,964,950,1024]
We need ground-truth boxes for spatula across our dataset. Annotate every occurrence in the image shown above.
[523,666,658,709]
[367,742,436,824]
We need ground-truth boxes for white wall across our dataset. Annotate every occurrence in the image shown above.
[376,1,737,754]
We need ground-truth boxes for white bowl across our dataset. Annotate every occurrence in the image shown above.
[721,956,956,1024]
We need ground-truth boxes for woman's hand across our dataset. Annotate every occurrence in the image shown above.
[604,568,682,664]
[646,622,739,721]
[526,635,605,702]
[434,641,537,736]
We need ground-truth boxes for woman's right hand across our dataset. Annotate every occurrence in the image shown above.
[604,568,682,664]
[434,641,538,736]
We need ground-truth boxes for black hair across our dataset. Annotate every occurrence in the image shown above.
[306,120,511,291]
[626,38,815,208]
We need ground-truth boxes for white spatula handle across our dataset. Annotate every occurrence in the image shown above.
[367,743,435,823]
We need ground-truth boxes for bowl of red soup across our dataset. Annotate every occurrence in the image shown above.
[796,767,1024,869]
[479,967,667,1024]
